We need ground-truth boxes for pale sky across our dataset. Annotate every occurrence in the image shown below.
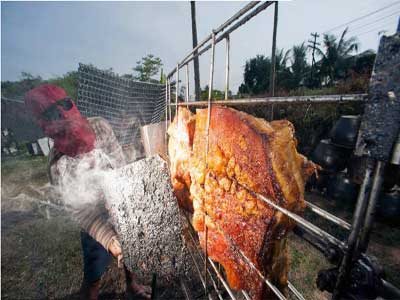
[2,1,399,94]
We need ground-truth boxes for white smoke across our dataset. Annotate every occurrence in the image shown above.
[53,148,128,228]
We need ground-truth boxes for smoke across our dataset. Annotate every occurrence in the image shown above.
[54,149,125,226]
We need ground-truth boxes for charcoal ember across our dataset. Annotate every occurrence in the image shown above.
[104,155,198,295]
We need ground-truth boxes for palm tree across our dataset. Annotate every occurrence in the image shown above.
[290,42,309,88]
[275,48,292,91]
[316,27,359,85]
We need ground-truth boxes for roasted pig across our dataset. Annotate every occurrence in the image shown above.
[167,107,196,212]
[168,106,317,299]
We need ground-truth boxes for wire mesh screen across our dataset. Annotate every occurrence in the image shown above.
[77,63,164,145]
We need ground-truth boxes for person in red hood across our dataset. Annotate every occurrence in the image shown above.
[25,84,151,300]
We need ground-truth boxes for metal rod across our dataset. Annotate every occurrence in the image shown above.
[176,1,275,70]
[186,64,190,103]
[225,35,230,100]
[165,79,168,146]
[185,209,291,300]
[208,259,239,300]
[176,64,179,107]
[203,31,216,298]
[185,240,215,300]
[332,158,375,300]
[171,93,367,107]
[180,277,194,300]
[288,281,306,300]
[168,79,172,123]
[359,161,386,253]
[208,33,216,101]
[241,290,251,300]
[184,213,232,300]
[305,201,351,230]
[168,1,260,78]
[251,191,346,250]
[231,239,287,300]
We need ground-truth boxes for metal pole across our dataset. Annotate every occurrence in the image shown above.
[225,35,230,100]
[176,64,179,106]
[165,79,168,146]
[332,158,375,300]
[185,64,190,102]
[305,201,351,230]
[269,1,278,97]
[171,94,367,107]
[358,161,386,253]
[203,31,216,299]
[177,1,275,71]
[168,79,172,123]
[170,1,261,78]
[208,32,216,101]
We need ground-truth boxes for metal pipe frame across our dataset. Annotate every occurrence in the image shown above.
[176,64,179,107]
[170,93,367,106]
[225,35,230,100]
[167,1,260,78]
[332,159,375,299]
[185,64,190,103]
[358,161,386,253]
[162,3,390,300]
[172,1,275,74]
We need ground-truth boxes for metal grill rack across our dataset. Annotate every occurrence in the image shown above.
[163,2,400,300]
[77,63,164,145]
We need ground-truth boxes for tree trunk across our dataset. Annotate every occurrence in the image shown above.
[191,1,201,101]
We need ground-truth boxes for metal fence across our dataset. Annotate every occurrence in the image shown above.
[77,63,164,145]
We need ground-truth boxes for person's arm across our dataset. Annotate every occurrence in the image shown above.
[74,203,120,255]
[50,154,121,257]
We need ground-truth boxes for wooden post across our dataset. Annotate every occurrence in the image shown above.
[269,1,278,97]
[191,1,201,101]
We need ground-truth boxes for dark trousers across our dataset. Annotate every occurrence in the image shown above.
[80,231,112,283]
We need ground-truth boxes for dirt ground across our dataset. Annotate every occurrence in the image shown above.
[1,155,399,300]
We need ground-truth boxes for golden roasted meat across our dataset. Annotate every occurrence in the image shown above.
[167,107,196,212]
[168,106,317,299]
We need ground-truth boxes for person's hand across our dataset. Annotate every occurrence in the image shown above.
[108,237,122,258]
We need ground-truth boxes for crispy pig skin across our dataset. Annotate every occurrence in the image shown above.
[168,106,317,299]
[167,107,196,212]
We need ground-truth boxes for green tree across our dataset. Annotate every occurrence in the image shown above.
[1,72,43,98]
[47,71,78,100]
[238,49,291,95]
[133,54,163,82]
[316,28,359,85]
[290,43,310,88]
[200,85,227,100]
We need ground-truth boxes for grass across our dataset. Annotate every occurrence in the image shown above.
[1,154,126,300]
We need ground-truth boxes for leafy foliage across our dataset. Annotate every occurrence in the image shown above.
[133,54,163,82]
[47,72,79,100]
[238,28,374,96]
[316,27,359,85]
[200,85,230,100]
[1,72,43,98]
